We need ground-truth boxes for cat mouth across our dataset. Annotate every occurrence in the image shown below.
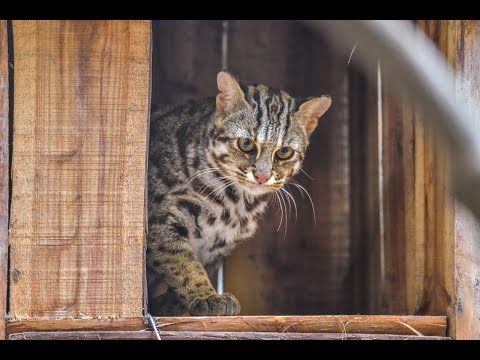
[235,179,277,195]
[245,184,270,195]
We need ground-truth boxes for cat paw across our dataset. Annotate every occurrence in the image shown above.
[188,293,241,316]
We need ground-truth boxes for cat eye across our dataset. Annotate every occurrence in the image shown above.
[238,138,256,153]
[276,147,294,160]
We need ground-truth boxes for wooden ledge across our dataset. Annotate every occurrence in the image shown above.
[9,330,450,340]
[7,315,447,337]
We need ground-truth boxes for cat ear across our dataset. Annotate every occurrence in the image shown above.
[296,95,332,136]
[216,71,246,114]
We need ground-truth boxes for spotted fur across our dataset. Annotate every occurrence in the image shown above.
[147,72,331,315]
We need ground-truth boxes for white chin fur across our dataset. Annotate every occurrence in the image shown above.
[244,184,270,195]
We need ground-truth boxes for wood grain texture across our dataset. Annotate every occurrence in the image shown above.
[8,330,450,340]
[411,21,456,321]
[381,87,412,314]
[412,20,480,339]
[9,20,151,319]
[348,64,382,314]
[151,20,221,106]
[0,20,9,340]
[352,22,458,320]
[445,20,480,340]
[7,315,447,336]
[224,20,351,315]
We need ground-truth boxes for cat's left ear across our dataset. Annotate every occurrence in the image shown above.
[296,95,332,137]
[216,71,246,114]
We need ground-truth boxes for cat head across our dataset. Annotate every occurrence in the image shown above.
[208,71,331,196]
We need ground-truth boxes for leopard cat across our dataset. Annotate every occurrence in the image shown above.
[147,71,331,316]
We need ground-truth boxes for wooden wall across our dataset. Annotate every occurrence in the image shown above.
[8,21,151,319]
[0,20,9,339]
[425,20,480,340]
[152,20,352,315]
[348,20,480,339]
[349,23,457,318]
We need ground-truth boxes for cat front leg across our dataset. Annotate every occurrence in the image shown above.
[147,221,240,316]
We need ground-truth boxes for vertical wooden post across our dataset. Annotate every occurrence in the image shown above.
[378,20,478,338]
[443,20,480,340]
[349,64,383,314]
[0,20,9,339]
[351,22,457,321]
[9,21,151,319]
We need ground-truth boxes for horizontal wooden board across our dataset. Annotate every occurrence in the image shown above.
[7,315,447,337]
[8,330,449,340]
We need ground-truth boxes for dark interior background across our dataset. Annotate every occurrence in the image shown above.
[151,20,352,315]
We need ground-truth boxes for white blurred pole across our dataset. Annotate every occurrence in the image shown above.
[302,20,480,221]
[217,20,229,295]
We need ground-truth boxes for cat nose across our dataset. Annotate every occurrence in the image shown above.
[253,171,271,185]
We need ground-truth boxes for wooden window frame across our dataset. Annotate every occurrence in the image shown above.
[1,20,479,340]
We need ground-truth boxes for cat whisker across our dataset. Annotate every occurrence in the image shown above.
[290,181,317,229]
[277,189,288,239]
[185,168,220,187]
[281,187,298,223]
[300,168,314,181]
[198,175,236,195]
[274,192,284,233]
[267,193,277,208]
[206,180,236,200]
[280,188,292,222]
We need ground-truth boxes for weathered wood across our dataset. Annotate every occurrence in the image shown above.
[8,330,450,340]
[7,318,147,333]
[349,22,457,321]
[442,20,480,340]
[9,20,151,319]
[0,20,9,340]
[151,20,221,106]
[7,315,447,336]
[225,20,351,315]
[348,64,382,314]
[381,87,414,314]
[410,21,457,324]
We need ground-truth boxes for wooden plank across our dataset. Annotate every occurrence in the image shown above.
[7,318,147,333]
[381,84,414,314]
[9,20,151,319]
[348,64,382,314]
[7,315,447,336]
[415,20,479,339]
[151,20,221,106]
[447,20,480,340]
[225,20,351,315]
[8,330,450,340]
[0,20,9,340]
[368,22,457,320]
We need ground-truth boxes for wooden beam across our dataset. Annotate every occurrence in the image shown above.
[446,20,480,340]
[0,20,9,340]
[8,330,450,340]
[7,315,447,337]
[8,20,151,319]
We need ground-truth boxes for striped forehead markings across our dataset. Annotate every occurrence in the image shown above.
[247,85,296,146]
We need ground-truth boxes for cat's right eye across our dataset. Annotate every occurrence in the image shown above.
[238,138,256,153]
